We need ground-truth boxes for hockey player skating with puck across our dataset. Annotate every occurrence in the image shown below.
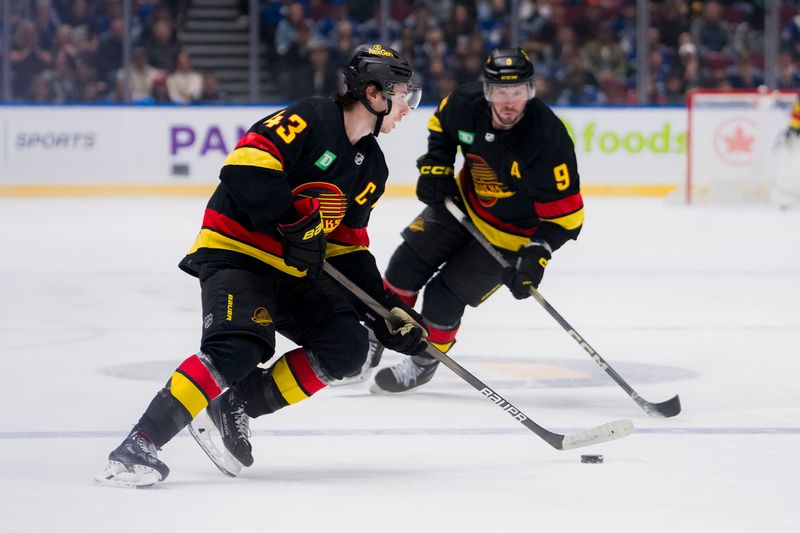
[96,44,427,487]
[368,47,585,394]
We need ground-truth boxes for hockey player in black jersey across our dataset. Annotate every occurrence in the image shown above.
[368,47,585,394]
[96,44,426,487]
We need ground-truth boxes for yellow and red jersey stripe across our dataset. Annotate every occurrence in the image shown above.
[534,193,585,231]
[187,208,307,276]
[326,224,370,257]
[457,171,536,251]
[222,132,285,172]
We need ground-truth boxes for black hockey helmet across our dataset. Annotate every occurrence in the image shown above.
[344,43,421,109]
[483,48,536,101]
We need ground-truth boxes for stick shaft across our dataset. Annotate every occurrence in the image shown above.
[442,198,681,418]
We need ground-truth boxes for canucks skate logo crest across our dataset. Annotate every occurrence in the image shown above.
[354,152,365,165]
[408,216,425,232]
[466,154,514,207]
[485,133,495,142]
[292,182,347,233]
[251,307,272,326]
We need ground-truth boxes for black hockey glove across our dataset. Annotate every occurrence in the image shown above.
[366,291,429,355]
[277,198,326,278]
[416,162,457,205]
[502,240,552,300]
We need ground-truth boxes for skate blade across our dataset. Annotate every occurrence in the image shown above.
[368,381,424,395]
[187,411,243,478]
[94,461,163,488]
[329,369,372,387]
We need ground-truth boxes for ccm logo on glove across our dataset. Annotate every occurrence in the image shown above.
[419,165,453,175]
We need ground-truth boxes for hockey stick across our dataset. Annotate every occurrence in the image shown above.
[443,197,681,418]
[323,262,633,450]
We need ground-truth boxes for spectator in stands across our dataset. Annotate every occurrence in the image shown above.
[663,71,686,105]
[556,58,604,105]
[62,0,98,53]
[197,73,227,103]
[49,50,79,102]
[150,71,171,103]
[53,23,79,60]
[656,0,690,51]
[582,23,627,84]
[96,17,125,85]
[421,0,454,23]
[690,0,732,65]
[143,19,180,71]
[116,46,160,102]
[477,0,510,50]
[520,0,557,48]
[782,12,800,60]
[677,32,701,90]
[533,75,555,104]
[329,19,357,66]
[404,2,439,47]
[358,5,403,48]
[10,19,52,99]
[166,50,202,104]
[416,27,448,77]
[305,39,339,97]
[316,0,356,41]
[776,50,800,89]
[611,0,637,61]
[274,2,315,58]
[33,0,60,53]
[75,51,107,101]
[453,48,482,85]
[443,2,475,49]
[725,52,764,89]
[29,72,55,102]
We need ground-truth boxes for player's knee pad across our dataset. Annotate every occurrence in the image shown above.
[421,274,467,328]
[385,242,436,295]
[312,319,370,380]
[201,334,271,385]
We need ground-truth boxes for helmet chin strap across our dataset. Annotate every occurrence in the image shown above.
[362,96,392,137]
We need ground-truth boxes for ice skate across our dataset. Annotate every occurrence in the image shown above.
[95,429,169,488]
[188,388,252,477]
[370,355,439,394]
[330,328,385,386]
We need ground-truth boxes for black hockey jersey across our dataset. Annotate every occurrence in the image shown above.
[180,97,387,283]
[421,81,583,252]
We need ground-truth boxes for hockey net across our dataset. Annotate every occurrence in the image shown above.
[685,89,799,204]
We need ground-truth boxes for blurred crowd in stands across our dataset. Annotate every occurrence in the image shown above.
[4,0,800,105]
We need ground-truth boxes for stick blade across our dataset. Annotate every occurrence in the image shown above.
[643,394,682,418]
[559,419,634,450]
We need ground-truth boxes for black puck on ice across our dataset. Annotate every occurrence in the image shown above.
[581,454,604,464]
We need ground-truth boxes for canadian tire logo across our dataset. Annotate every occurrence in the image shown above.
[713,118,757,166]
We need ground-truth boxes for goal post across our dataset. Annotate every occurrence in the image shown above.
[685,88,799,204]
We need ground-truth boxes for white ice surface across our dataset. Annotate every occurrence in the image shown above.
[1,196,799,532]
